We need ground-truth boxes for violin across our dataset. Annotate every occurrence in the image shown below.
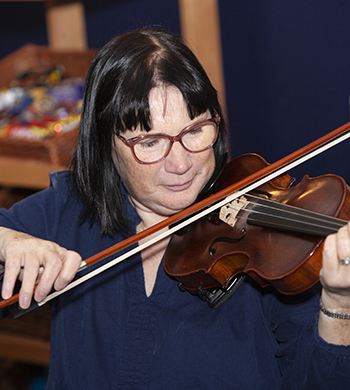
[2,121,350,316]
[164,153,350,308]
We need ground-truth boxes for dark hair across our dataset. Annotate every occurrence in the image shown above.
[71,28,229,235]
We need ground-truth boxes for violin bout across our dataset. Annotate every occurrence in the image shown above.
[164,154,350,300]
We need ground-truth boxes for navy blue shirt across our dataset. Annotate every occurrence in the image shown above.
[1,171,350,389]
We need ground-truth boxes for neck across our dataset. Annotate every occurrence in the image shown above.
[137,222,170,297]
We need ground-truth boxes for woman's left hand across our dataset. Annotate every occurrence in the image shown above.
[318,220,350,344]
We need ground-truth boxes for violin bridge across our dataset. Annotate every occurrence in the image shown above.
[219,195,249,227]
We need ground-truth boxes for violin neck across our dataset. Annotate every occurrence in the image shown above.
[247,198,347,237]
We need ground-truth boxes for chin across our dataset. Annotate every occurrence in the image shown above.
[156,183,205,215]
[164,198,197,215]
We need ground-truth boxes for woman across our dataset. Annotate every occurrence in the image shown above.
[0,28,349,389]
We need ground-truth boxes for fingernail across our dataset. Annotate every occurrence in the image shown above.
[20,296,30,310]
[35,291,46,302]
[55,281,64,290]
[2,290,10,300]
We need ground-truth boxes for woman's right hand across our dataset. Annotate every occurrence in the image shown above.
[0,227,82,309]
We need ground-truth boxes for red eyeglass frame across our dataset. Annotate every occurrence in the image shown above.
[117,115,221,164]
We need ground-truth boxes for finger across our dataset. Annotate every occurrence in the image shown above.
[18,253,40,309]
[334,222,350,261]
[53,250,82,291]
[2,254,22,300]
[320,234,338,290]
[34,249,82,302]
[321,228,350,295]
[321,233,338,272]
[33,249,64,302]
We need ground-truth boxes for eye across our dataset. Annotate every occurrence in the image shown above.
[138,137,160,149]
[186,126,203,137]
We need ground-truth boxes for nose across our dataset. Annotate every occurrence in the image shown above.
[164,140,193,174]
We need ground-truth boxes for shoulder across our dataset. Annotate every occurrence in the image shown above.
[49,170,73,196]
[24,170,80,216]
[0,170,82,239]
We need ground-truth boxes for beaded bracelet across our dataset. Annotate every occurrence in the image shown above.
[319,299,350,320]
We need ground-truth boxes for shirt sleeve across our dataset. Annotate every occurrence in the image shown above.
[270,288,350,389]
[0,171,71,320]
[0,171,70,240]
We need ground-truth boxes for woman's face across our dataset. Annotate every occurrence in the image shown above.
[113,86,216,220]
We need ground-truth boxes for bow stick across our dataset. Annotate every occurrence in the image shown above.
[1,121,350,316]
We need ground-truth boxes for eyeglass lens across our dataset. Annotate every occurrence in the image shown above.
[133,121,217,163]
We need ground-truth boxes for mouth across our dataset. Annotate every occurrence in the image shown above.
[164,180,193,192]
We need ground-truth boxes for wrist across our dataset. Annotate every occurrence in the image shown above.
[320,298,350,320]
[318,292,350,345]
[320,287,350,311]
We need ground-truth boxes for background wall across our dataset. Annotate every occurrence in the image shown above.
[220,0,350,184]
[1,0,350,183]
[0,2,48,57]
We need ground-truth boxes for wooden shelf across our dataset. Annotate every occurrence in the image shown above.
[0,333,50,366]
[0,304,51,366]
[0,157,65,189]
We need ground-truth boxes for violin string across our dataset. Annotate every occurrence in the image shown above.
[221,194,346,232]
[224,195,343,228]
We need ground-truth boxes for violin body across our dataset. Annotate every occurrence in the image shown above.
[164,154,350,296]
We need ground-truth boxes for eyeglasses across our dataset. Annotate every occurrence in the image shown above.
[117,116,221,164]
